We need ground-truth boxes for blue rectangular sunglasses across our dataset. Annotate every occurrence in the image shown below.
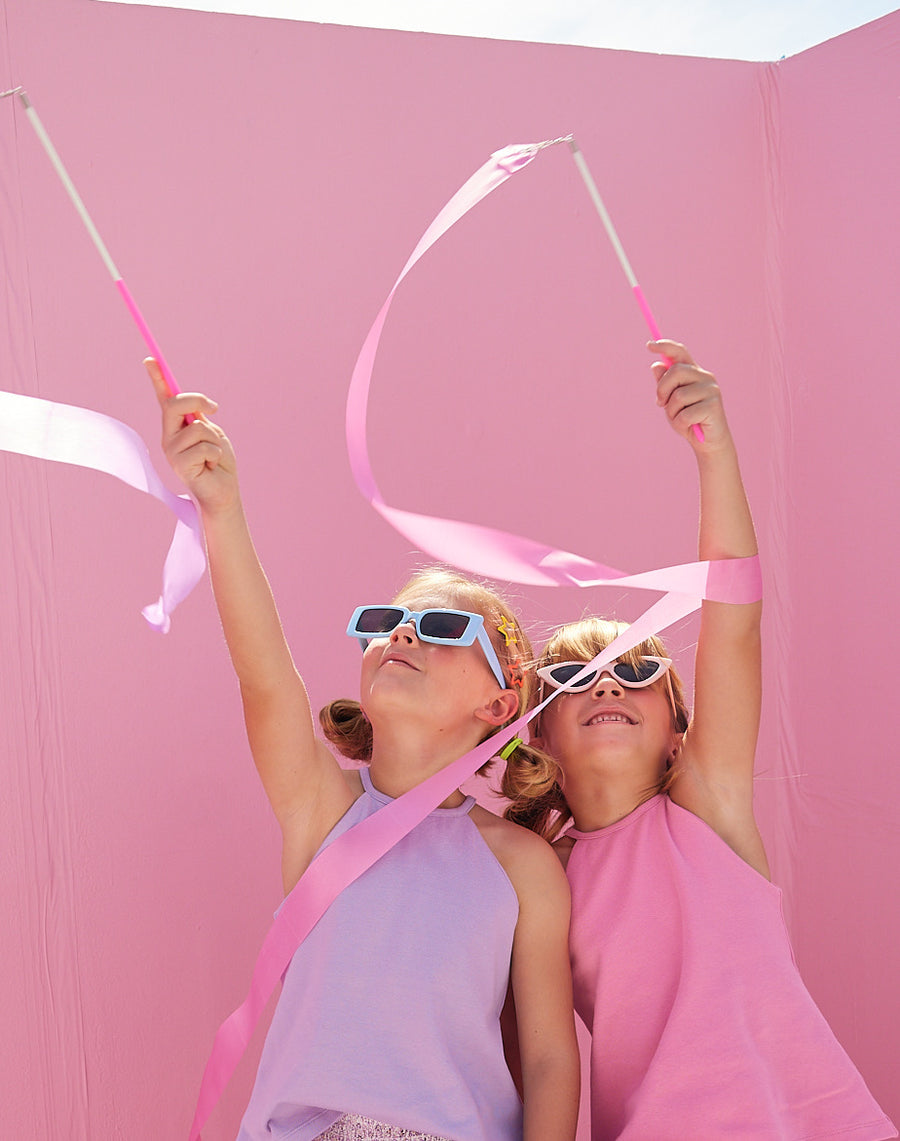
[347,605,507,690]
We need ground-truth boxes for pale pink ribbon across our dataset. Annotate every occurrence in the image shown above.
[0,390,205,632]
[186,140,761,1139]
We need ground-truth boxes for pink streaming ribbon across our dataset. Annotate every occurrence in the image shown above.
[347,140,751,597]
[187,140,760,1138]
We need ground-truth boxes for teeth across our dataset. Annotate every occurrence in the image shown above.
[588,714,631,725]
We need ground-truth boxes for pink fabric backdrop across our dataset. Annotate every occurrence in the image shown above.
[1,1,897,1136]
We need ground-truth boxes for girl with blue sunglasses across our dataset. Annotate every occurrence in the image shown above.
[146,361,579,1141]
[505,341,896,1141]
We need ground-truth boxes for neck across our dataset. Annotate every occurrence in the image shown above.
[564,767,662,832]
[368,719,483,806]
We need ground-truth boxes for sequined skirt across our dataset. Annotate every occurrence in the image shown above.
[317,1114,452,1141]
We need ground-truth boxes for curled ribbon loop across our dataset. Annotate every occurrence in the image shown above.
[346,139,760,604]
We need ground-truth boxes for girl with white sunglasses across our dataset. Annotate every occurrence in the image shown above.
[146,361,579,1141]
[505,340,896,1141]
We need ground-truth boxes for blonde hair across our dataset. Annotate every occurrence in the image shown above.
[503,617,690,841]
[319,567,556,783]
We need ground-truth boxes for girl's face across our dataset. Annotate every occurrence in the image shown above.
[538,662,678,782]
[358,589,514,735]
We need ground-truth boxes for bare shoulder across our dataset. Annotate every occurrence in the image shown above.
[469,802,555,860]
[470,805,570,901]
[280,757,366,894]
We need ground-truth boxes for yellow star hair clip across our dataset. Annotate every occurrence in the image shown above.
[497,617,519,648]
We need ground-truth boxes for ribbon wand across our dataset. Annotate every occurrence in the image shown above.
[2,86,192,418]
[567,136,704,442]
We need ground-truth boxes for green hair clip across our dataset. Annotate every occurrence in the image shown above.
[499,736,523,761]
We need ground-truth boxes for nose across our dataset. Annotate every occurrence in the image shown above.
[591,670,623,698]
[390,620,418,646]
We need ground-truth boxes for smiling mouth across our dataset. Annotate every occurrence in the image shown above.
[585,712,636,727]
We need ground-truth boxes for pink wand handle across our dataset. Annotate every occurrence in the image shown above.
[633,285,704,443]
[116,280,195,424]
[116,279,180,394]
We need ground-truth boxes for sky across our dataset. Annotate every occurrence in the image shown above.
[95,0,898,61]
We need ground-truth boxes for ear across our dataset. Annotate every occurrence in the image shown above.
[475,688,520,727]
[667,729,685,765]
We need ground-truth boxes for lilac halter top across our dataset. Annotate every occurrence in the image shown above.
[237,767,523,1141]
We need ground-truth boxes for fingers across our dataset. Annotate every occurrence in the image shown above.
[143,356,233,487]
[174,436,227,483]
[648,339,695,367]
[144,356,218,431]
[165,415,235,493]
[144,356,169,401]
[655,364,717,410]
[660,371,719,427]
[649,342,711,406]
[648,341,725,443]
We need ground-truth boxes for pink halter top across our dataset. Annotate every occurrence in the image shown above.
[566,794,895,1141]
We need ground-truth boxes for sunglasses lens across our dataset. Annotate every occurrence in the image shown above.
[551,663,597,689]
[355,607,405,635]
[614,659,662,685]
[418,611,471,641]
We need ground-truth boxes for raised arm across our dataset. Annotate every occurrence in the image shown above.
[650,341,767,875]
[146,360,356,891]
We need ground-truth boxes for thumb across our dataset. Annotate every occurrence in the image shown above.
[144,357,170,406]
